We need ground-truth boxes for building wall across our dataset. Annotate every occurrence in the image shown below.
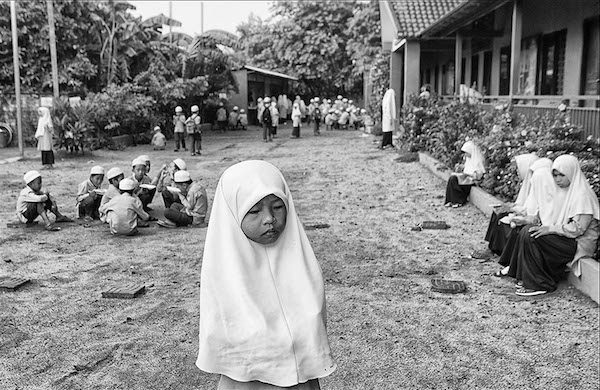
[229,70,248,111]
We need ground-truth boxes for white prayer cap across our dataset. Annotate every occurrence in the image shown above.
[106,167,124,180]
[175,106,183,113]
[337,95,342,99]
[153,126,161,132]
[191,105,199,112]
[264,97,271,103]
[240,109,245,113]
[314,97,320,102]
[310,98,314,103]
[131,157,146,167]
[233,106,238,110]
[174,170,191,183]
[90,165,105,175]
[119,178,136,191]
[173,158,187,170]
[257,97,263,102]
[342,98,348,103]
[361,108,367,113]
[23,170,41,184]
[138,155,150,163]
[349,100,354,104]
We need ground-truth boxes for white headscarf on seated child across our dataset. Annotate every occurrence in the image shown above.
[513,153,539,208]
[196,160,336,387]
[523,158,556,225]
[460,140,486,176]
[551,155,600,225]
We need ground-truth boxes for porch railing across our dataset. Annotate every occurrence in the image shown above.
[439,94,600,139]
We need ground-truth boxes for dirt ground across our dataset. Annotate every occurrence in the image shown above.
[0,124,598,390]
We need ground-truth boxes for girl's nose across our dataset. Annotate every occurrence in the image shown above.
[263,211,275,224]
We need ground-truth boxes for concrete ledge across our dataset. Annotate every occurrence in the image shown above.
[568,259,599,303]
[418,151,599,304]
[0,156,23,165]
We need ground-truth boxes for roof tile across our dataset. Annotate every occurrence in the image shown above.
[390,0,467,38]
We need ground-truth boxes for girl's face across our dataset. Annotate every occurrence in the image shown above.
[241,194,287,245]
[133,165,146,180]
[28,177,42,192]
[552,169,571,188]
[90,174,104,187]
[110,174,124,187]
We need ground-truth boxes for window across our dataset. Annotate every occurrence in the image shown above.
[581,16,600,100]
[471,54,479,88]
[539,29,566,95]
[499,46,510,95]
[482,51,492,95]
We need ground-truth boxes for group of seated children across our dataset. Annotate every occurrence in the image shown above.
[445,141,599,297]
[227,106,248,131]
[16,156,208,236]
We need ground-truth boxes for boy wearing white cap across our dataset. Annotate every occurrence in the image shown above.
[100,167,125,222]
[158,170,207,228]
[186,105,202,156]
[130,157,155,211]
[151,126,166,150]
[76,165,105,221]
[216,102,227,133]
[100,178,149,236]
[16,170,72,231]
[239,109,248,130]
[173,106,186,152]
[312,97,321,135]
[228,106,239,130]
[261,97,273,142]
[156,158,187,208]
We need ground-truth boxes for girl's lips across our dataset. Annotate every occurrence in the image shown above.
[263,230,278,236]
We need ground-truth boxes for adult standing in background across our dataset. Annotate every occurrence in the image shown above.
[35,107,55,169]
[380,88,396,149]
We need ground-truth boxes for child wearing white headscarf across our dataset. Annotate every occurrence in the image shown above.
[196,160,336,389]
[508,155,599,296]
[476,153,539,259]
[495,158,557,277]
[35,107,55,169]
[380,88,396,149]
[444,140,486,207]
[291,103,302,138]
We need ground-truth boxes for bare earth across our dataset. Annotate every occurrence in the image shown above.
[0,125,598,390]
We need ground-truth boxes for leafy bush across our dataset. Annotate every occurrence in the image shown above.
[401,98,600,202]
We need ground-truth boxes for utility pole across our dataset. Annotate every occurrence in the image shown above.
[200,2,204,34]
[169,1,173,44]
[10,0,23,157]
[46,0,60,99]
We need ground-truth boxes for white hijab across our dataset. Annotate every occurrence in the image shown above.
[460,141,486,176]
[551,155,600,225]
[523,158,557,225]
[381,89,396,133]
[35,107,52,139]
[513,153,540,207]
[196,160,336,387]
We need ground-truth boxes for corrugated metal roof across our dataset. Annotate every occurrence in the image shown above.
[243,65,298,81]
[390,0,467,38]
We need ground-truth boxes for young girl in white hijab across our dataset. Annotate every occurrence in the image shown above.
[197,160,336,389]
[291,103,302,138]
[507,155,599,296]
[444,140,486,207]
[35,107,55,169]
[477,153,539,258]
[380,88,396,149]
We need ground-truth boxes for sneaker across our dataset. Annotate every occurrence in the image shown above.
[515,281,523,288]
[452,203,462,208]
[515,288,547,297]
[444,202,452,207]
[157,219,176,228]
[45,223,61,231]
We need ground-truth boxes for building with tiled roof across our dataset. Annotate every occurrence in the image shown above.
[389,0,466,38]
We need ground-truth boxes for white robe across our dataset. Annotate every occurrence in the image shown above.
[381,89,396,133]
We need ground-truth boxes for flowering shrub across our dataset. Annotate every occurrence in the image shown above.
[401,97,600,202]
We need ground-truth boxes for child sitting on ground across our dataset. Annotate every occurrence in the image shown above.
[151,126,166,150]
[325,109,335,131]
[196,160,336,388]
[100,167,125,222]
[76,165,105,221]
[156,158,187,208]
[338,108,350,130]
[238,109,248,130]
[157,170,207,228]
[16,170,72,231]
[100,178,149,236]
[130,157,156,212]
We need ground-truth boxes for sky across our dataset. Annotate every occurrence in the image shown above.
[130,1,274,37]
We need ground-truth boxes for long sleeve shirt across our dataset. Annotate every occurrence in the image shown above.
[76,179,101,203]
[549,215,599,265]
[173,114,186,133]
[16,186,49,222]
[99,184,121,222]
[178,182,208,225]
[101,193,149,235]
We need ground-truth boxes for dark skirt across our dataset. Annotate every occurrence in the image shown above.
[485,211,512,255]
[292,126,300,138]
[381,132,393,147]
[498,226,523,272]
[41,150,54,165]
[515,226,577,291]
[444,175,472,205]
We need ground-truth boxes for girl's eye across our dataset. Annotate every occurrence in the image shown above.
[247,209,260,214]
